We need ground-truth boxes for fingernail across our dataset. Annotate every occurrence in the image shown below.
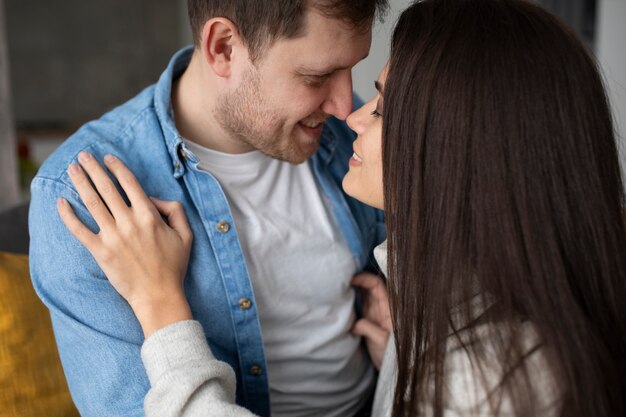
[68,163,79,174]
[56,198,65,207]
[78,152,91,163]
[104,154,117,163]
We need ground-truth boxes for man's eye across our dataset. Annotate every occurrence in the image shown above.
[305,74,330,87]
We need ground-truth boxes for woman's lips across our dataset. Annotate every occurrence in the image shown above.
[349,151,363,166]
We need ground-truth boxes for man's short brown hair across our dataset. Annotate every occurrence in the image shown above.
[188,0,388,59]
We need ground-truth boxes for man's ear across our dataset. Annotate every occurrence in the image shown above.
[199,18,244,78]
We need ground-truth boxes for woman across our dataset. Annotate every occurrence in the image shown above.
[58,0,626,416]
[358,1,626,416]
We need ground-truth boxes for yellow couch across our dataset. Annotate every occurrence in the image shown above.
[0,203,79,417]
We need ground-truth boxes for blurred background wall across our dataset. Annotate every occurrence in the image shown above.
[6,0,181,127]
[0,0,624,211]
[0,0,18,210]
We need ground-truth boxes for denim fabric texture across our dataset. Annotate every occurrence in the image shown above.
[28,46,386,417]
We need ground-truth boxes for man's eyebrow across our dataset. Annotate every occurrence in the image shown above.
[297,52,370,75]
[296,67,336,76]
[375,81,384,94]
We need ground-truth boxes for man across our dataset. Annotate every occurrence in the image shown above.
[29,1,388,416]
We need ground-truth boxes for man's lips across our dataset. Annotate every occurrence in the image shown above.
[299,120,324,129]
[298,120,325,139]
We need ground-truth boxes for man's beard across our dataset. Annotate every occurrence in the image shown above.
[215,67,321,164]
[215,67,293,161]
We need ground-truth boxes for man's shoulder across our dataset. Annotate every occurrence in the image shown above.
[35,85,160,182]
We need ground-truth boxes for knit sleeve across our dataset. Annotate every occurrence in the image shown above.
[440,322,561,416]
[141,320,258,417]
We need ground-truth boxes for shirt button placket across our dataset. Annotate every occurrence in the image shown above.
[213,217,265,405]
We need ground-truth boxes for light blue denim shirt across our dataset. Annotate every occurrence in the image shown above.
[29,46,385,417]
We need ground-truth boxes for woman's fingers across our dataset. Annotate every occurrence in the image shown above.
[103,154,155,213]
[352,272,383,290]
[351,318,389,370]
[352,272,392,332]
[76,152,128,218]
[150,198,193,246]
[352,272,389,308]
[56,197,100,249]
[67,162,115,230]
[352,318,388,342]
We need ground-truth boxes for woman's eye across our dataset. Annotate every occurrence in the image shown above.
[370,98,383,118]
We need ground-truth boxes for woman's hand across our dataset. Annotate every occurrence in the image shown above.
[57,151,193,337]
[351,272,392,370]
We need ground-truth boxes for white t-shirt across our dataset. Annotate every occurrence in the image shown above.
[183,139,374,417]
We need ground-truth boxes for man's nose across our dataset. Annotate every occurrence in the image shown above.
[321,71,354,120]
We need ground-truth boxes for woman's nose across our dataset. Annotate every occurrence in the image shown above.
[346,105,366,135]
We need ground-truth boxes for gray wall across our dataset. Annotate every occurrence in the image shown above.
[539,0,595,46]
[597,0,626,179]
[353,0,413,101]
[6,0,182,127]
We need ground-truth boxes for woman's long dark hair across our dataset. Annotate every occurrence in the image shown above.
[382,0,626,416]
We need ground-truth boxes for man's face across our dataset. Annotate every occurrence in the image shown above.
[215,10,372,164]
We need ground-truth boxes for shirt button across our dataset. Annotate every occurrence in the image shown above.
[239,298,252,310]
[250,366,263,376]
[216,221,230,234]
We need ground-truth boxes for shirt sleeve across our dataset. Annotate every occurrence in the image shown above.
[29,176,151,417]
[141,320,257,417]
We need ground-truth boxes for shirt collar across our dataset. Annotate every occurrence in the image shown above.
[316,122,339,166]
[154,46,193,178]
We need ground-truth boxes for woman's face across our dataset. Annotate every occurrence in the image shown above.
[342,65,388,210]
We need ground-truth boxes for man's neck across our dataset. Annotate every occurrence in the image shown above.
[172,52,250,154]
